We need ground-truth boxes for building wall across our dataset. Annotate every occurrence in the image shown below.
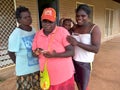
[59,0,120,42]
[15,0,120,41]
[0,0,120,69]
[16,0,40,31]
[59,0,76,21]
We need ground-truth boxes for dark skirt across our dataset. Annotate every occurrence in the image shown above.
[73,60,91,90]
[16,71,40,90]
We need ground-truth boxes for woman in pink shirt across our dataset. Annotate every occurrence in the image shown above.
[32,8,75,90]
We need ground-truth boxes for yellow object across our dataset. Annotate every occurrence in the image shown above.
[40,63,50,90]
[40,28,57,90]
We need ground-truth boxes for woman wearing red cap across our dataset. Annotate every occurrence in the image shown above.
[32,8,75,90]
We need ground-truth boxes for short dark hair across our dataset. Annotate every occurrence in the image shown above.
[15,6,30,19]
[63,19,72,24]
[76,4,91,17]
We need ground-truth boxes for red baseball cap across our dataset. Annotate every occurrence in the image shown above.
[41,8,56,22]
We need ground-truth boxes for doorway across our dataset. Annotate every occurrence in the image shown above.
[38,0,59,28]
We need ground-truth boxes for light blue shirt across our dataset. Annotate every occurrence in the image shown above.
[8,27,39,76]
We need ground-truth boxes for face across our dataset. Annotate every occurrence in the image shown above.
[76,9,89,26]
[63,21,71,30]
[19,11,32,26]
[42,19,56,33]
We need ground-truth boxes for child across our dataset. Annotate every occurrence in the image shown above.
[59,18,75,34]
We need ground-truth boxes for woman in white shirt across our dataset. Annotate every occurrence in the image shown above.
[67,4,101,90]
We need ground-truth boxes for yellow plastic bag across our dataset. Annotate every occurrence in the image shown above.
[40,64,50,90]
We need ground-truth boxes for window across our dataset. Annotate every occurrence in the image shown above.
[119,10,120,32]
[105,9,113,36]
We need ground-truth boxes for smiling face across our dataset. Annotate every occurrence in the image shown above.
[76,9,89,26]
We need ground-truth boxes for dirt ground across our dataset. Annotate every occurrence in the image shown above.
[0,36,120,90]
[89,36,120,90]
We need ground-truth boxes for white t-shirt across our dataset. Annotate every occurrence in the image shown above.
[8,27,39,76]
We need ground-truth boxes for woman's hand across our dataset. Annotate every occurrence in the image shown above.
[67,35,78,46]
[33,48,43,56]
[43,50,57,58]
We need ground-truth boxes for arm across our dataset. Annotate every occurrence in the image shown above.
[43,45,74,58]
[67,26,101,53]
[8,51,16,63]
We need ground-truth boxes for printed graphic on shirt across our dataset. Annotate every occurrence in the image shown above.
[22,34,38,66]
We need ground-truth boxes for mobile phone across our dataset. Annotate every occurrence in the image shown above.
[41,50,48,54]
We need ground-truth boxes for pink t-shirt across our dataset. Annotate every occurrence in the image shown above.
[32,26,74,85]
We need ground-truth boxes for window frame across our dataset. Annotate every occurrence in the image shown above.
[105,8,114,36]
